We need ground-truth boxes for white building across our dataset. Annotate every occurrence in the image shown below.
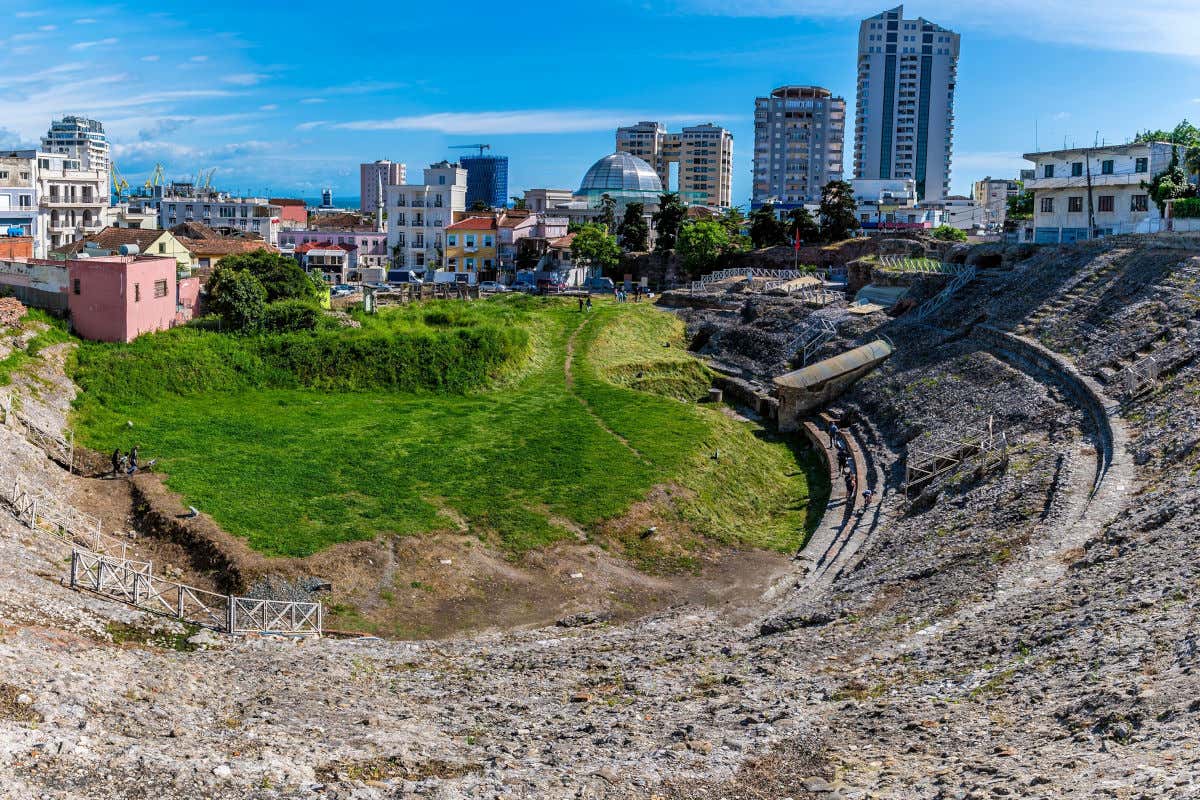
[41,116,110,199]
[852,178,942,230]
[158,188,282,245]
[921,195,984,232]
[360,160,406,213]
[616,121,733,208]
[385,161,467,271]
[752,85,846,209]
[0,148,108,257]
[854,5,960,203]
[1022,141,1173,243]
[523,189,575,214]
[972,177,1023,229]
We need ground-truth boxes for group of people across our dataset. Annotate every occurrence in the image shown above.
[576,295,593,313]
[616,284,644,303]
[110,446,140,477]
[829,420,875,507]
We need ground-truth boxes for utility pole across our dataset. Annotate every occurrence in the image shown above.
[1084,147,1096,240]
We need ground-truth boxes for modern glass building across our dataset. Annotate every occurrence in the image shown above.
[461,155,509,209]
[577,152,663,208]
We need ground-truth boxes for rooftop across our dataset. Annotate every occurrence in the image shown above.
[447,217,498,232]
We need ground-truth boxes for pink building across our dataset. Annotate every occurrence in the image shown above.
[269,198,308,228]
[278,228,388,268]
[68,255,197,343]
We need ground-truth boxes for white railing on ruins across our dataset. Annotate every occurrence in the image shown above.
[878,256,958,275]
[692,266,821,294]
[1120,355,1159,399]
[1,396,75,473]
[788,317,838,366]
[902,419,1009,500]
[912,263,977,322]
[70,550,322,636]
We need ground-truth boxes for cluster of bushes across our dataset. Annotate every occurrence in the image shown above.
[206,250,329,333]
[73,314,529,411]
[1172,197,1200,219]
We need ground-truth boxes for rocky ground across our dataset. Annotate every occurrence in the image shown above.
[0,234,1198,798]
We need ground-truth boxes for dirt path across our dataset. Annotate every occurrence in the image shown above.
[563,314,650,464]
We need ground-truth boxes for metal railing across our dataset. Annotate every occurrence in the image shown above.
[788,317,838,366]
[878,255,956,274]
[902,419,1009,500]
[911,263,976,322]
[70,550,322,636]
[1120,355,1159,399]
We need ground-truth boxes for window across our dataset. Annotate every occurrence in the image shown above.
[1043,164,1055,178]
[158,242,166,253]
[134,283,141,302]
[1101,160,1114,175]
[1131,194,1149,212]
[1040,197,1055,213]
[1070,162,1083,177]
[483,235,494,247]
[153,279,168,298]
[1098,195,1115,213]
[465,258,475,270]
[438,175,446,185]
[465,234,476,247]
[447,234,456,246]
[1135,157,1149,173]
[0,171,7,179]
[1068,197,1083,213]
[72,279,80,295]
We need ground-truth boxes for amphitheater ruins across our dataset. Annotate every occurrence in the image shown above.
[0,233,1198,799]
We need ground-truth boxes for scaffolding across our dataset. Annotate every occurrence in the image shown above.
[788,317,838,366]
[1119,355,1159,399]
[902,418,1009,500]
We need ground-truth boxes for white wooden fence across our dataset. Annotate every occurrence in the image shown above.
[690,267,818,294]
[0,396,75,473]
[911,263,977,322]
[70,550,323,636]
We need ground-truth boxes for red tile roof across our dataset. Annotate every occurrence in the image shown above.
[447,217,497,232]
[295,241,356,253]
[549,233,576,249]
[51,226,167,257]
[269,198,306,207]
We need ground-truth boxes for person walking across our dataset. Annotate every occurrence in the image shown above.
[829,421,839,446]
[127,445,139,475]
[110,448,121,477]
[585,295,593,313]
[578,295,585,312]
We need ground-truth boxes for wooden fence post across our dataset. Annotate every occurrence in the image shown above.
[69,551,78,589]
[177,585,185,620]
[226,597,236,634]
[94,558,103,593]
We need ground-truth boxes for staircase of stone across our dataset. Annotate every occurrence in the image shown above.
[1013,257,1124,336]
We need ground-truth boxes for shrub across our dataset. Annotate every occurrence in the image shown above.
[932,224,968,242]
[217,250,319,303]
[262,299,323,333]
[1172,197,1200,218]
[207,266,267,332]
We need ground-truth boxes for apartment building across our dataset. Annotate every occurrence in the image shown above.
[385,161,467,271]
[359,161,406,213]
[1,149,109,257]
[851,178,941,229]
[972,177,1023,227]
[41,116,110,197]
[523,189,575,214]
[461,155,509,210]
[158,188,282,245]
[616,121,733,208]
[751,86,846,209]
[445,217,497,279]
[854,5,960,203]
[1022,141,1173,243]
[279,228,388,269]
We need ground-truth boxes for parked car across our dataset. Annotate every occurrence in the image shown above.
[478,281,508,293]
[583,276,615,293]
[387,269,424,285]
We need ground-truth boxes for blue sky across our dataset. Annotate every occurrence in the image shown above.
[2,1,1200,204]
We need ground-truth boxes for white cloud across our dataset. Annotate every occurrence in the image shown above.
[334,109,725,134]
[74,18,97,24]
[296,121,330,131]
[300,98,326,104]
[259,104,279,111]
[141,54,160,62]
[38,25,56,32]
[189,55,208,63]
[70,37,119,50]
[671,0,1200,58]
[222,73,268,86]
[15,10,42,17]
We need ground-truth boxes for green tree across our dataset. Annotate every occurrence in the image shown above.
[597,193,617,233]
[1135,120,1200,146]
[676,219,730,275]
[787,207,820,245]
[1006,189,1034,220]
[1143,147,1198,215]
[652,192,687,252]
[719,206,750,250]
[931,224,968,242]
[510,196,527,210]
[468,200,490,212]
[207,265,267,332]
[618,202,650,252]
[818,180,859,242]
[218,249,318,303]
[749,204,787,249]
[571,223,621,274]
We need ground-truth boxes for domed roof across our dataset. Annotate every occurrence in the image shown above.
[578,152,663,195]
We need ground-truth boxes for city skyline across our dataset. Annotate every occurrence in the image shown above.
[2,1,1200,206]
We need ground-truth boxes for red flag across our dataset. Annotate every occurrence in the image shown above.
[794,228,800,251]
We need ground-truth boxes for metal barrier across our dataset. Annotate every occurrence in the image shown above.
[788,318,838,366]
[1120,355,1159,399]
[912,264,977,322]
[70,550,322,636]
[902,419,1009,500]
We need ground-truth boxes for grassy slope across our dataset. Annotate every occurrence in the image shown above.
[72,297,824,560]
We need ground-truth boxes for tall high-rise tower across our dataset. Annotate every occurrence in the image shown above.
[360,160,406,212]
[616,121,733,208]
[41,116,110,197]
[853,5,960,202]
[751,86,846,210]
[460,154,509,209]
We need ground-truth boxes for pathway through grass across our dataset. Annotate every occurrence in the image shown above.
[72,297,825,561]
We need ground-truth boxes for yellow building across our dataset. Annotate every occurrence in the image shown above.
[444,217,498,277]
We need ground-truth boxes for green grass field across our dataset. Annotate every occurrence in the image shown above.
[71,297,825,562]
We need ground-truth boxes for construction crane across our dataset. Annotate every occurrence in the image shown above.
[110,163,130,202]
[201,168,216,190]
[144,163,165,190]
[450,144,491,156]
